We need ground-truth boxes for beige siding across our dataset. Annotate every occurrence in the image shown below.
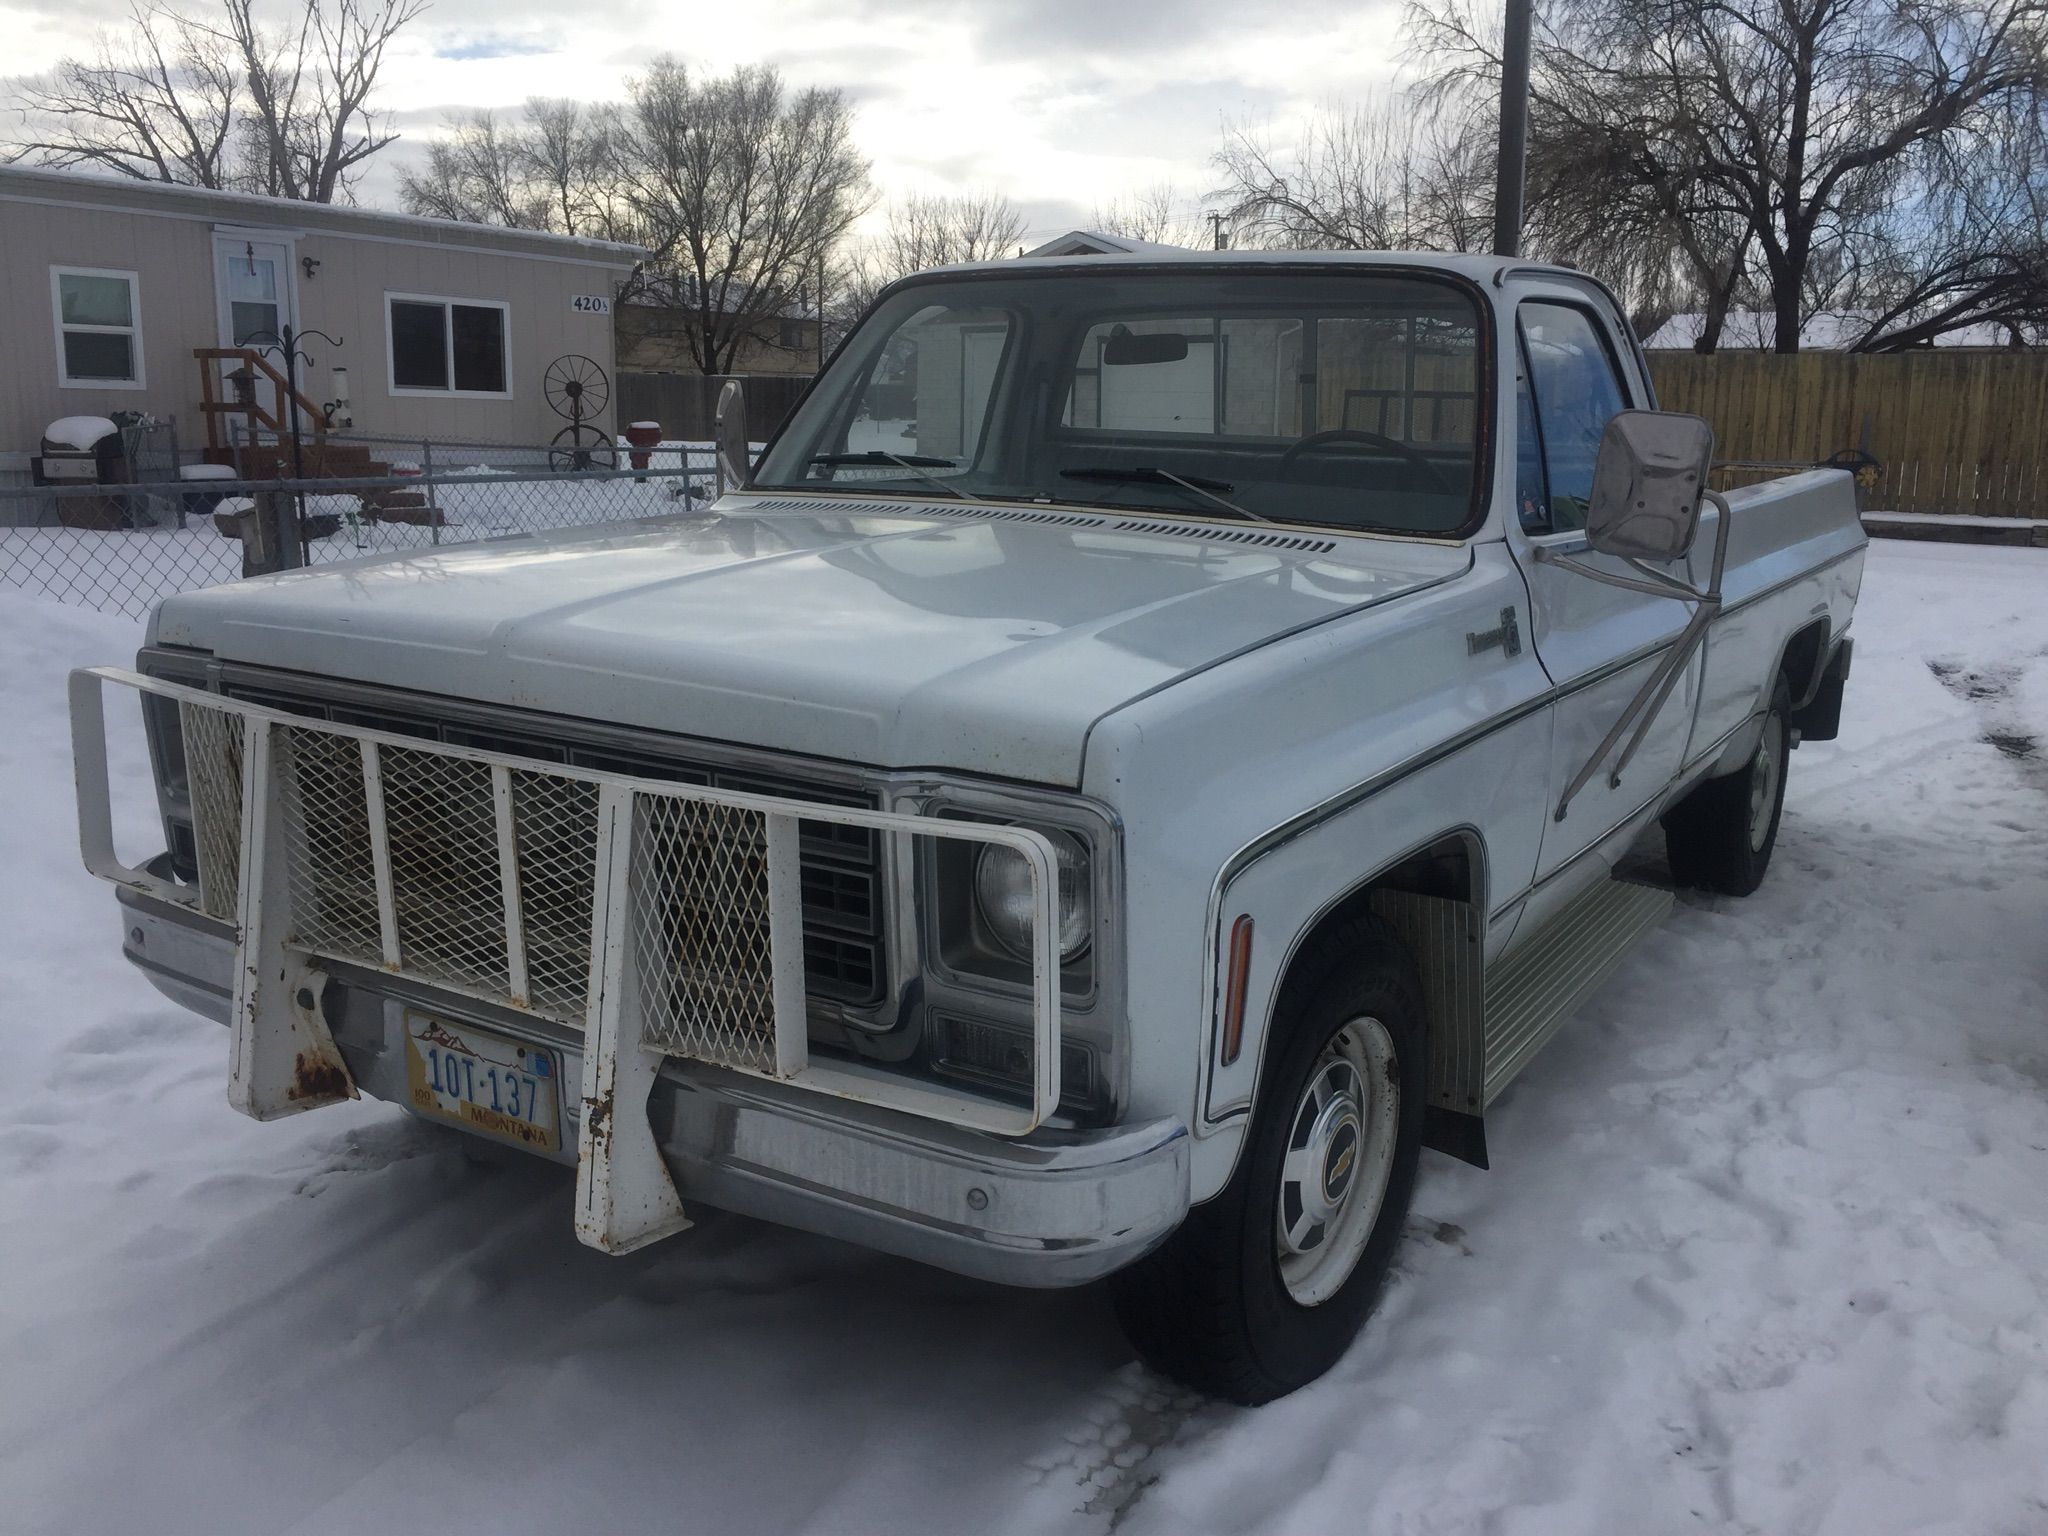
[295,233,626,445]
[0,181,635,456]
[0,201,218,444]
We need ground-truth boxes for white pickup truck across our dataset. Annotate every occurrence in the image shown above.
[73,252,1864,1402]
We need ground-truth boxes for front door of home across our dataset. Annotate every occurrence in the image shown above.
[214,234,298,351]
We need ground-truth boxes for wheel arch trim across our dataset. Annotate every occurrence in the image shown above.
[1199,825,1491,1181]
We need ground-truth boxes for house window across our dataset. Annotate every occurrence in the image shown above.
[386,294,510,396]
[780,319,807,351]
[52,267,144,388]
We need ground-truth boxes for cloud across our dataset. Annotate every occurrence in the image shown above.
[434,35,555,62]
[0,0,1410,225]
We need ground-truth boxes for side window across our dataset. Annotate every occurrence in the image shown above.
[1519,301,1631,533]
[53,267,145,388]
[1514,337,1550,534]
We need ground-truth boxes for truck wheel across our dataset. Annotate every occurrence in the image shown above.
[1109,915,1426,1404]
[1662,676,1792,896]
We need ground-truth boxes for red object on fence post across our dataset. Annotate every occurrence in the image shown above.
[624,422,662,472]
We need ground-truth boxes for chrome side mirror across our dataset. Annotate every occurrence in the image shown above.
[714,379,750,497]
[1585,410,1714,561]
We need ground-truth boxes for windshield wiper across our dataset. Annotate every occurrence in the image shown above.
[1060,466,1272,524]
[810,451,960,468]
[808,449,982,504]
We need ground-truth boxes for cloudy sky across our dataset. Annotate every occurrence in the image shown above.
[0,0,1409,242]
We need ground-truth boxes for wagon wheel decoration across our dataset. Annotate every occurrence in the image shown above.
[549,423,618,473]
[544,354,611,423]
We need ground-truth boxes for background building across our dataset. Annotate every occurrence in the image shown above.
[0,164,644,469]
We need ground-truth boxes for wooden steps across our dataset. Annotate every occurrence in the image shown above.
[232,443,390,480]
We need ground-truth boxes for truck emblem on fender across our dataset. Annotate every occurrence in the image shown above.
[1466,607,1522,658]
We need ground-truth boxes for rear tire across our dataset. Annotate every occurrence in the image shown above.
[1110,915,1426,1404]
[1663,675,1792,896]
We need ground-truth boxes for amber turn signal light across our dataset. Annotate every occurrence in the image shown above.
[1220,914,1254,1066]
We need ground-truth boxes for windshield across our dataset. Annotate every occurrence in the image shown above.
[753,267,1488,535]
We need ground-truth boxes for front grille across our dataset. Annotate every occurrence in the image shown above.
[222,680,886,1008]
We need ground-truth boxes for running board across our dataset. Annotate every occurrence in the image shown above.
[1483,878,1673,1105]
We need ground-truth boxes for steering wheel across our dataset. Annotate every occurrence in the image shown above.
[1281,428,1453,494]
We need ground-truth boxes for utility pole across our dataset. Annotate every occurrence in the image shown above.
[1493,0,1533,257]
[1208,211,1229,251]
[815,247,826,373]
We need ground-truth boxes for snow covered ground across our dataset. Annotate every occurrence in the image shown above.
[1,541,2044,1535]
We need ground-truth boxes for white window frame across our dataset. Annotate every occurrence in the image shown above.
[51,266,146,390]
[384,292,513,399]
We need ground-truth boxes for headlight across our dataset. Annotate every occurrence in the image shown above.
[973,828,1092,962]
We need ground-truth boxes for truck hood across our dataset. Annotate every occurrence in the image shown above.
[153,497,1467,785]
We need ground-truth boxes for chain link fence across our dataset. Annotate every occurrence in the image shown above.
[324,430,709,476]
[1,453,716,620]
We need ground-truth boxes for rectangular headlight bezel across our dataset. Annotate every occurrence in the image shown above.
[136,645,218,882]
[898,782,1121,1007]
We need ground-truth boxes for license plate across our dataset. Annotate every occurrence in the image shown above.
[404,1012,562,1155]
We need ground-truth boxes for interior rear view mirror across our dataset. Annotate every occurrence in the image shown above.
[1102,327,1190,366]
[1585,410,1715,561]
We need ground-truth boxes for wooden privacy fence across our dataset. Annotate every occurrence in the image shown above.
[616,373,813,444]
[1648,351,2048,520]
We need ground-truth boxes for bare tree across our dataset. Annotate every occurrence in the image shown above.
[525,98,634,241]
[398,107,545,226]
[224,0,422,201]
[1514,67,1760,344]
[886,189,1027,267]
[399,98,632,237]
[5,0,422,201]
[3,4,239,185]
[1831,117,2048,350]
[836,189,1025,320]
[1090,183,1211,248]
[1212,94,1494,252]
[621,59,871,375]
[1412,0,2048,351]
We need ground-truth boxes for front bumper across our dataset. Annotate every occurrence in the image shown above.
[117,883,1190,1288]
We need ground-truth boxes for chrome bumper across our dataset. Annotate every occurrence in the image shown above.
[116,886,1189,1288]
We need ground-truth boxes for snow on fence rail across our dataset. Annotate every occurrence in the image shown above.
[0,459,715,620]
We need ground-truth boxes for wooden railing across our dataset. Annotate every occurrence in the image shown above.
[194,347,328,459]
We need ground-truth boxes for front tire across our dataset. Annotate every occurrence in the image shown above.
[1662,675,1792,896]
[1110,915,1426,1404]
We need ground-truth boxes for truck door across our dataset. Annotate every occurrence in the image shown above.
[1508,295,1703,886]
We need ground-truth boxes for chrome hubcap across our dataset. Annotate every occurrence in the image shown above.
[1749,711,1784,852]
[1275,1017,1399,1306]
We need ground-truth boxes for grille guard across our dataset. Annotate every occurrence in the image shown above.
[70,666,1062,1255]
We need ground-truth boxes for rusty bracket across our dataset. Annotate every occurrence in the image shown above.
[227,719,358,1119]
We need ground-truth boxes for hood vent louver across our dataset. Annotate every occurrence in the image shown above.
[740,497,1100,528]
[1110,520,1337,555]
[734,496,1335,552]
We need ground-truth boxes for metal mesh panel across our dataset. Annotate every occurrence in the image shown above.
[166,697,862,1078]
[512,770,601,1018]
[378,746,509,994]
[277,728,381,964]
[182,701,246,922]
[632,795,779,1072]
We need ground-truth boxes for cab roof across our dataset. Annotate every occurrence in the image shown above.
[919,248,1590,287]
